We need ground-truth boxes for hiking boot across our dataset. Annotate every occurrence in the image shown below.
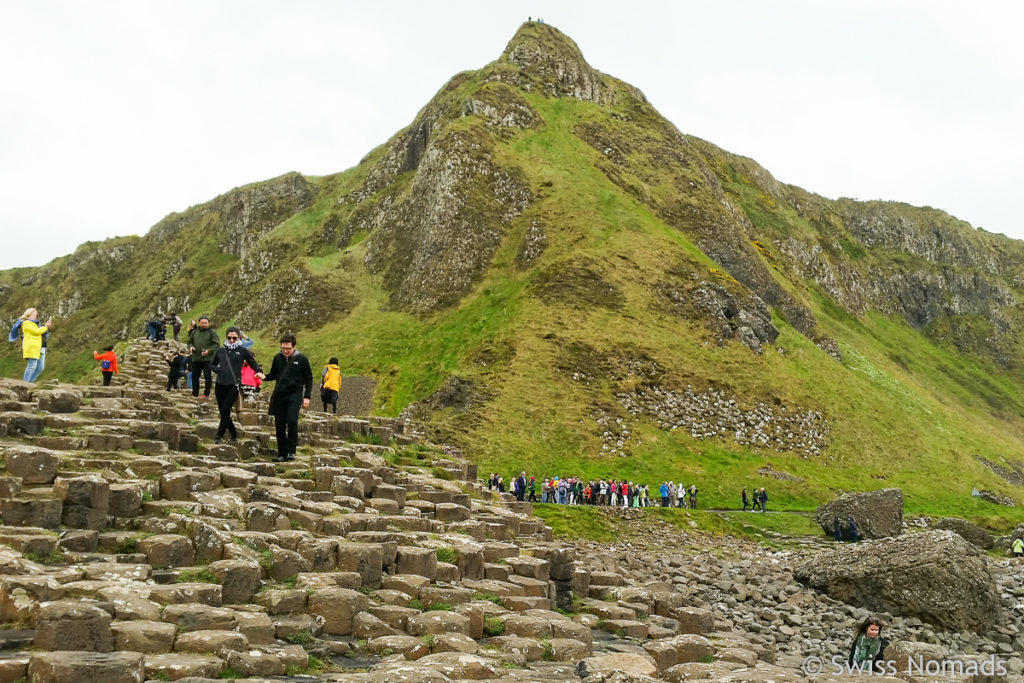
[273,454,286,463]
[286,452,296,461]
[214,437,224,445]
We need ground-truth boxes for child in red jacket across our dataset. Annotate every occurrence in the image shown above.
[93,346,119,386]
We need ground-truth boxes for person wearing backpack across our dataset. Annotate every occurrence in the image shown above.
[93,346,119,386]
[12,308,52,383]
[320,357,341,413]
[210,326,262,444]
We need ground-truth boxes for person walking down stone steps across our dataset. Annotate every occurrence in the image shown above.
[188,315,219,398]
[166,350,190,391]
[11,308,52,383]
[93,346,119,386]
[320,357,341,414]
[210,327,262,444]
[262,333,312,462]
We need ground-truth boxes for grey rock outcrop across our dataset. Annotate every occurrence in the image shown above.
[933,517,993,549]
[793,529,1000,634]
[815,488,903,539]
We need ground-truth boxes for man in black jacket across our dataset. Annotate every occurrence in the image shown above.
[263,333,312,462]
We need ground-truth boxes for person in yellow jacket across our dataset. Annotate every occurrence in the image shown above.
[11,308,52,383]
[320,357,341,413]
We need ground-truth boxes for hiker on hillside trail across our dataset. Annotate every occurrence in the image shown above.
[689,485,698,510]
[848,616,889,673]
[742,487,750,511]
[758,487,769,513]
[13,308,51,383]
[1011,537,1024,558]
[188,316,219,398]
[528,476,537,502]
[93,346,119,386]
[833,515,843,542]
[848,516,859,542]
[320,357,341,414]
[751,488,762,512]
[210,326,262,444]
[263,333,312,462]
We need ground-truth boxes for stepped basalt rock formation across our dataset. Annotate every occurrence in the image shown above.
[2,340,1024,681]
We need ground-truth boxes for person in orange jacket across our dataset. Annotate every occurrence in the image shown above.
[93,346,119,386]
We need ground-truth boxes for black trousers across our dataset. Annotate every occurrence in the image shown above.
[214,384,239,439]
[272,392,302,459]
[167,371,183,391]
[101,371,113,386]
[191,360,212,397]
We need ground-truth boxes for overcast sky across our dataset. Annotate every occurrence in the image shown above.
[2,1,1021,271]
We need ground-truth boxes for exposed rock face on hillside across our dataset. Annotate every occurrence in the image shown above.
[793,530,1000,634]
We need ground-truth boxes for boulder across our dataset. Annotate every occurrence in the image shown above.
[33,600,113,651]
[28,652,143,683]
[36,388,82,413]
[4,446,61,484]
[934,517,994,549]
[815,488,903,539]
[308,587,368,635]
[578,653,658,679]
[794,529,999,633]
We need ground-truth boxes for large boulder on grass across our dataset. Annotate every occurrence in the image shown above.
[794,529,999,633]
[815,488,903,539]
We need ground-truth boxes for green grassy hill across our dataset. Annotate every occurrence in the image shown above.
[4,22,1024,528]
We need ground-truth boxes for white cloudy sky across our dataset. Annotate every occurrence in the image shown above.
[2,1,1021,271]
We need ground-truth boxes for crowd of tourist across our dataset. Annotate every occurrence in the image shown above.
[486,472,770,511]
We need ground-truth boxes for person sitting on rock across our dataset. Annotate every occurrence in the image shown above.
[848,616,889,672]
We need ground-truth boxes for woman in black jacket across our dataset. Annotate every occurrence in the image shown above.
[210,326,262,443]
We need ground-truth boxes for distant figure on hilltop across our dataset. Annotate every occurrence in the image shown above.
[11,308,51,383]
[93,346,119,386]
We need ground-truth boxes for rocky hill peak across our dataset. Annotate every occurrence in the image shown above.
[497,21,614,105]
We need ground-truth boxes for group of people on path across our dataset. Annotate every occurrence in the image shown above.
[833,515,860,542]
[9,306,351,465]
[183,316,317,462]
[487,473,711,509]
[741,487,770,512]
[487,473,780,513]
